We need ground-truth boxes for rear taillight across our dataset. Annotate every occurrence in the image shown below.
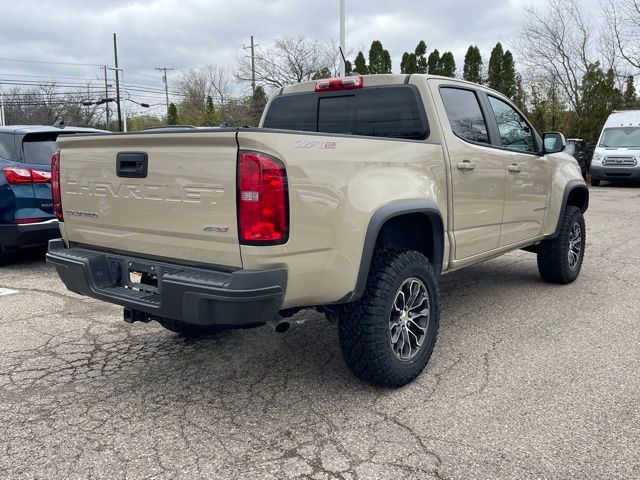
[237,151,288,244]
[3,166,51,184]
[31,169,51,182]
[51,150,63,221]
[3,167,33,184]
[315,76,363,92]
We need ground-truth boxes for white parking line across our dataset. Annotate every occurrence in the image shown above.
[0,288,18,296]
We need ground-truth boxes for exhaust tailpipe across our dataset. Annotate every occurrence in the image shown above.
[270,316,290,333]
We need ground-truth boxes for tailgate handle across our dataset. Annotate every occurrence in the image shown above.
[116,152,148,178]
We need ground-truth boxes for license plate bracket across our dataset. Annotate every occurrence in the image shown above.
[124,261,160,294]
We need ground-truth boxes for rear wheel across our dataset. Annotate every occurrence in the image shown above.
[156,318,221,336]
[338,250,440,388]
[537,206,585,284]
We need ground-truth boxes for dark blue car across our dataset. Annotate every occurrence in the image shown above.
[0,125,105,263]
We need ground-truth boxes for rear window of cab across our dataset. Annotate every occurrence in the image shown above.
[263,85,429,141]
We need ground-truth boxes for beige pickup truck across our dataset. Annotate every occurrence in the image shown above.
[47,74,588,387]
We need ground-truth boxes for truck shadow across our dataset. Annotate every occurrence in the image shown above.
[122,251,552,396]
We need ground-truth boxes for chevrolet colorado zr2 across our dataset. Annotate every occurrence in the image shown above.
[46,74,588,387]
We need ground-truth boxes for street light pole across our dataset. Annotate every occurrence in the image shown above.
[339,0,346,76]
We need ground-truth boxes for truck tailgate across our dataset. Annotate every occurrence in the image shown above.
[57,131,241,268]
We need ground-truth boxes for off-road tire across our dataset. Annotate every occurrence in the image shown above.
[338,250,440,388]
[156,318,221,336]
[537,206,585,284]
[591,179,600,186]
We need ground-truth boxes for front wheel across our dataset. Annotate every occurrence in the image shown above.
[338,250,440,388]
[591,178,600,186]
[537,206,586,284]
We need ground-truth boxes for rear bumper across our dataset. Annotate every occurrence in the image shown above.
[0,219,59,251]
[590,165,640,182]
[46,239,287,327]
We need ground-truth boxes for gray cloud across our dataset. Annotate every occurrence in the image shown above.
[0,0,598,106]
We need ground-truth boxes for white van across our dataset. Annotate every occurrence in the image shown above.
[590,110,640,185]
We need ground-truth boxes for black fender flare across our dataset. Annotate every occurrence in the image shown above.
[348,200,445,302]
[548,180,589,240]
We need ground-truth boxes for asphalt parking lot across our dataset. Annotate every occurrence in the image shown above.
[1,185,639,480]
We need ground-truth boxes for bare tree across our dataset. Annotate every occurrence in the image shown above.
[236,34,337,89]
[175,65,233,124]
[602,0,640,70]
[514,0,601,115]
[3,83,104,127]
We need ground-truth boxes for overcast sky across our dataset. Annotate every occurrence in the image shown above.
[0,0,597,109]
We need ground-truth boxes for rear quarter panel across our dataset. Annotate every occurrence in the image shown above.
[237,129,447,308]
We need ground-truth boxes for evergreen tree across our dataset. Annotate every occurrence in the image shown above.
[204,95,216,126]
[167,102,178,125]
[382,49,392,73]
[427,49,441,75]
[369,41,388,74]
[462,45,482,84]
[345,60,353,75]
[487,42,504,91]
[439,52,456,78]
[400,52,417,74]
[501,50,517,98]
[354,51,368,74]
[513,73,527,113]
[623,75,637,109]
[249,86,268,126]
[579,63,623,141]
[415,40,428,74]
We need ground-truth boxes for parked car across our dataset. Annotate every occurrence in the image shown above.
[47,75,588,387]
[0,125,105,263]
[565,138,588,180]
[590,110,640,186]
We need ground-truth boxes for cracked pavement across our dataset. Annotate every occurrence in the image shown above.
[1,185,639,479]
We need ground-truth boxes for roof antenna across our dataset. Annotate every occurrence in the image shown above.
[338,46,353,76]
[53,118,65,128]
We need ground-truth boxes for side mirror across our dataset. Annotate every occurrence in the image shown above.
[542,132,566,154]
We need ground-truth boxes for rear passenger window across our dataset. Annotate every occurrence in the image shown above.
[440,88,489,144]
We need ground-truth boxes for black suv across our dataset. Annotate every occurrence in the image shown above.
[565,138,589,180]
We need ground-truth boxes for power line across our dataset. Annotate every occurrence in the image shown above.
[0,57,102,67]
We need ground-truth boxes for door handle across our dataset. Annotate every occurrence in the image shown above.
[457,160,475,171]
[508,164,521,173]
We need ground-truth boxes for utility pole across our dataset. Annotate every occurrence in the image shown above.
[339,0,346,76]
[155,67,174,122]
[243,36,258,95]
[101,65,110,130]
[113,33,123,132]
[0,95,5,127]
